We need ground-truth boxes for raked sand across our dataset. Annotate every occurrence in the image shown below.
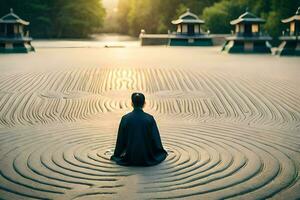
[0,41,300,199]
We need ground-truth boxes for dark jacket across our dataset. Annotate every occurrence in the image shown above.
[111,108,167,166]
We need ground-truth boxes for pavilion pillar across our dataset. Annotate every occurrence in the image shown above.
[4,24,7,36]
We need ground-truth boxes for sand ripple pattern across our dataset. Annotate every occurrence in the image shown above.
[0,68,299,129]
[0,68,300,199]
[0,122,299,199]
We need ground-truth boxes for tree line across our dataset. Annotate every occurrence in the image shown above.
[0,0,105,38]
[116,0,300,42]
[0,0,299,40]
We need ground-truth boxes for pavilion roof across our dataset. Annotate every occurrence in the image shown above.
[230,11,265,25]
[172,9,205,25]
[0,8,29,25]
[282,7,300,23]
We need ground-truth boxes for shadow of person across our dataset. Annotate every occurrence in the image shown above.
[111,93,168,166]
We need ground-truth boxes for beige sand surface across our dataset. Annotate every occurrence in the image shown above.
[0,41,300,199]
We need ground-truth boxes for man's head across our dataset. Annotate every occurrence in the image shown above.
[131,93,145,108]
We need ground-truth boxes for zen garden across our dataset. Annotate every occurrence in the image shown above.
[0,0,300,199]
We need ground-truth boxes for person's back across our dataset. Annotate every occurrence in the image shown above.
[111,93,167,166]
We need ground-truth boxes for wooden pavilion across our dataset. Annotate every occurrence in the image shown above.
[0,9,34,53]
[277,7,300,56]
[169,9,212,46]
[222,9,272,53]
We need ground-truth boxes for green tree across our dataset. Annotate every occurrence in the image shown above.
[115,0,222,36]
[0,0,106,38]
[116,0,131,34]
[54,0,105,38]
[203,0,245,34]
[265,0,300,44]
[202,0,300,43]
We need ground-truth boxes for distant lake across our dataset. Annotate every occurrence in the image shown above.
[33,34,139,48]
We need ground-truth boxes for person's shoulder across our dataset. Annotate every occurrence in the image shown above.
[122,112,132,119]
[119,113,130,123]
[143,111,154,120]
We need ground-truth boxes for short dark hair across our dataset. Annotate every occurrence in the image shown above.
[131,93,145,108]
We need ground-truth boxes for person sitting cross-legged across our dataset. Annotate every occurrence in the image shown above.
[110,93,168,166]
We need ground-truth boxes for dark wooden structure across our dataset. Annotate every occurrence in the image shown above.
[277,7,300,56]
[222,10,272,53]
[0,9,34,53]
[169,9,212,46]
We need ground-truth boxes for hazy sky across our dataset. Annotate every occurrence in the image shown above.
[102,0,119,10]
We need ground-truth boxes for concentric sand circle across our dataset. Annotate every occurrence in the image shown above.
[0,68,299,199]
[0,122,299,199]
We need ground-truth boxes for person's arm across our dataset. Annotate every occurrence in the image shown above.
[111,117,127,159]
